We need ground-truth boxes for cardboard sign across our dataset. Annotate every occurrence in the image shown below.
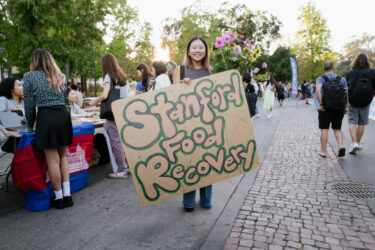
[112,70,259,206]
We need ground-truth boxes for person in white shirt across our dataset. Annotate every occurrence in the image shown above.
[67,89,91,118]
[263,75,276,118]
[91,53,129,178]
[251,77,260,118]
[0,77,24,114]
[148,61,172,91]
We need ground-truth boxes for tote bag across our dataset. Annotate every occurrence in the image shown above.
[100,80,120,120]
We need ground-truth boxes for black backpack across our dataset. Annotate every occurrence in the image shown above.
[322,75,346,110]
[349,70,374,107]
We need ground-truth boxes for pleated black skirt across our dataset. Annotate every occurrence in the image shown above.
[35,106,73,149]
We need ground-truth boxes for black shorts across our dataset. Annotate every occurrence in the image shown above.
[318,110,344,130]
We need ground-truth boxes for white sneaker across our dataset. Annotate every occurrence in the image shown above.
[267,113,272,119]
[349,143,359,155]
[255,114,260,118]
[109,172,128,178]
[357,143,363,150]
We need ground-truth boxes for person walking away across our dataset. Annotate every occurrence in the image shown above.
[23,49,73,209]
[135,64,154,94]
[172,36,212,212]
[263,75,276,118]
[285,82,290,99]
[243,72,257,117]
[252,78,260,118]
[316,61,348,158]
[345,53,375,154]
[304,81,312,104]
[312,82,320,110]
[148,61,172,91]
[91,53,129,178]
[276,81,285,107]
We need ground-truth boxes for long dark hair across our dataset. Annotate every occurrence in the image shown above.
[0,77,18,99]
[266,75,276,86]
[184,37,210,69]
[136,64,151,88]
[242,72,251,84]
[101,53,127,86]
[351,53,371,69]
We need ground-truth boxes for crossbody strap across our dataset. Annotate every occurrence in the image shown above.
[180,65,185,81]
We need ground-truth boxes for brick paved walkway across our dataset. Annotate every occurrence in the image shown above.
[224,107,375,250]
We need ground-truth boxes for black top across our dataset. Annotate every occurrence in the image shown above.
[345,68,375,94]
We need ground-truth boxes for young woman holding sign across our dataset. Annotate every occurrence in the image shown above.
[173,37,212,212]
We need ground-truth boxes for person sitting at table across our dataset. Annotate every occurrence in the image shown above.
[70,83,84,108]
[0,77,25,154]
[23,49,73,209]
[135,63,153,94]
[148,60,172,91]
[91,53,129,178]
[67,88,92,118]
[0,77,24,114]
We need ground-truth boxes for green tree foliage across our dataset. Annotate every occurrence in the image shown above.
[217,2,281,52]
[0,0,148,82]
[337,33,375,75]
[268,47,295,82]
[294,2,336,80]
[162,2,281,65]
[0,0,109,76]
[162,3,221,64]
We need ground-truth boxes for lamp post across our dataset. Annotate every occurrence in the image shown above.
[93,61,97,97]
[0,32,11,78]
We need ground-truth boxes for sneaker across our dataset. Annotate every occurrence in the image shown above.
[267,113,272,119]
[184,207,194,212]
[349,143,359,155]
[109,172,128,178]
[255,114,260,118]
[50,198,66,209]
[338,148,346,157]
[63,196,74,207]
[357,143,363,150]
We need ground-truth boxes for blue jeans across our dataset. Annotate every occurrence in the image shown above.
[183,185,212,208]
[255,105,259,115]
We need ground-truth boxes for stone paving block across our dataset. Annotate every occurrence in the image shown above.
[225,108,375,250]
[237,247,250,250]
[316,241,330,248]
[268,244,282,250]
[348,240,365,248]
[301,238,315,246]
[253,241,268,249]
[223,243,237,250]
[303,246,318,250]
[239,239,253,247]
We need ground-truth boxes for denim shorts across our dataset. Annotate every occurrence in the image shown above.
[348,104,370,125]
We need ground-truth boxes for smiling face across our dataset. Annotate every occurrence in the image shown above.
[188,39,206,65]
[11,80,23,99]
